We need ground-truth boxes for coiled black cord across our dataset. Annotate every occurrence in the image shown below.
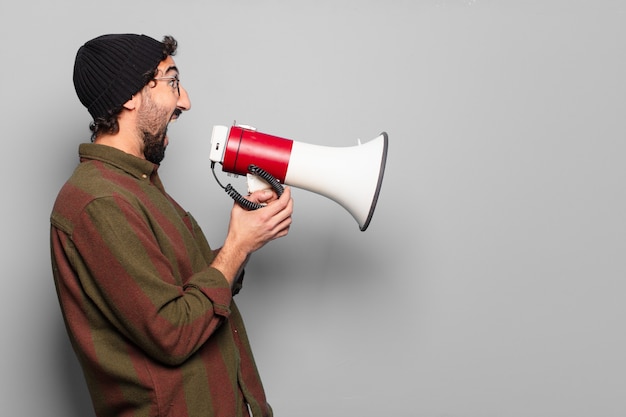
[211,162,284,210]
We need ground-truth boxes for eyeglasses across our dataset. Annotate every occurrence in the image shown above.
[153,75,180,96]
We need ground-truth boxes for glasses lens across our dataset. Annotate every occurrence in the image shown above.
[154,76,180,95]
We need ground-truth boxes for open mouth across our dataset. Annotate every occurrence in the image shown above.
[169,108,182,123]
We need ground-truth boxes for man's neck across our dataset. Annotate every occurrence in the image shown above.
[94,133,145,160]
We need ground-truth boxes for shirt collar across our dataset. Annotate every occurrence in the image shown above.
[78,143,158,180]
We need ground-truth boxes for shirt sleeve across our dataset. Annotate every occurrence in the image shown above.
[65,194,233,366]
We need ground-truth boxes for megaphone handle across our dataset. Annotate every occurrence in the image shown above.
[224,165,284,211]
[248,164,284,198]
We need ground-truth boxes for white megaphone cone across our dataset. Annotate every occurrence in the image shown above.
[209,124,388,231]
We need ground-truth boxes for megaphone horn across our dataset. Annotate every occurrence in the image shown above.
[209,124,388,231]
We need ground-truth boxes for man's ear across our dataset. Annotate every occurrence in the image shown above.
[123,92,141,110]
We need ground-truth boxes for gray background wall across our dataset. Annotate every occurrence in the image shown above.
[1,1,625,416]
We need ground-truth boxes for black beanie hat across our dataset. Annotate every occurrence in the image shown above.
[73,34,164,120]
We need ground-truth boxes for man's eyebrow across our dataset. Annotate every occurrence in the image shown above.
[159,65,179,75]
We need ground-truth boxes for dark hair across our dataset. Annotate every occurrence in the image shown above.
[89,35,179,141]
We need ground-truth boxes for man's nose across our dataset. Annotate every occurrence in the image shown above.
[177,85,191,111]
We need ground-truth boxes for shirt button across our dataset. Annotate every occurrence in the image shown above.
[142,174,148,179]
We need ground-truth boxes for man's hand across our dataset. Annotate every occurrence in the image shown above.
[211,187,293,286]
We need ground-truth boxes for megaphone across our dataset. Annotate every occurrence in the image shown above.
[209,123,388,231]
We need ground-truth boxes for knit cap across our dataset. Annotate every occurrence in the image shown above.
[73,34,164,120]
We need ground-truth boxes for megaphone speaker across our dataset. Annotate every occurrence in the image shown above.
[210,124,388,231]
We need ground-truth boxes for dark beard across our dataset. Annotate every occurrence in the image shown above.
[143,127,167,165]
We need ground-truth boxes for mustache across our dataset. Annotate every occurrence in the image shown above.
[172,108,182,119]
